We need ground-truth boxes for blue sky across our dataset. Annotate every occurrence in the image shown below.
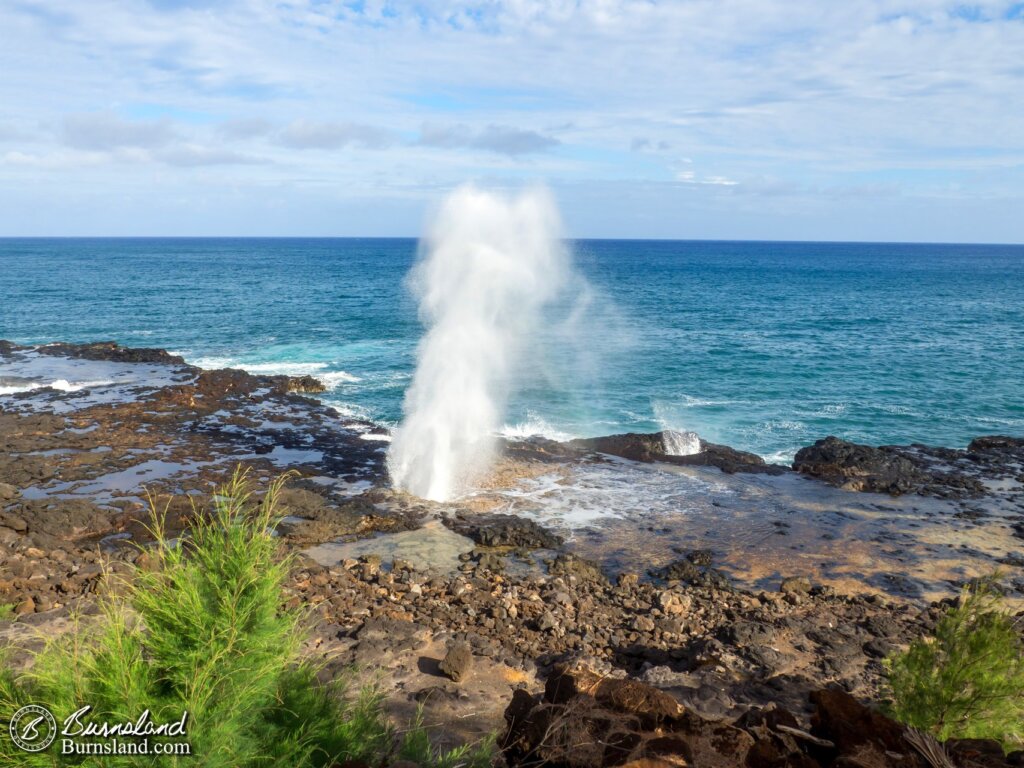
[1,0,1023,241]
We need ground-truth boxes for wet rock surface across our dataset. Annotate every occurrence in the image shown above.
[794,434,1024,500]
[569,431,785,474]
[444,512,565,550]
[3,341,1024,758]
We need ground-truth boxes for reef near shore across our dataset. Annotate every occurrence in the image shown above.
[2,340,1023,764]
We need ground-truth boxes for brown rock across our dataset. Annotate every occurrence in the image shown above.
[780,577,812,595]
[15,597,35,615]
[0,512,28,533]
[438,640,473,682]
[593,678,684,726]
[810,689,922,765]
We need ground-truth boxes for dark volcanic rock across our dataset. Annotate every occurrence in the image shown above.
[503,667,1019,768]
[568,431,785,475]
[439,640,473,682]
[968,435,1024,453]
[793,436,926,495]
[568,432,669,462]
[285,375,327,394]
[446,513,564,550]
[650,558,732,590]
[35,341,188,366]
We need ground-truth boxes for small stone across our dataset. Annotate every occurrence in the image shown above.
[0,483,21,501]
[632,615,655,632]
[0,512,28,533]
[686,549,714,566]
[617,572,640,588]
[439,640,473,682]
[15,598,35,616]
[779,576,812,595]
[656,591,691,616]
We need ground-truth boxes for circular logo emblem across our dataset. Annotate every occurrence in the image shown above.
[9,704,57,752]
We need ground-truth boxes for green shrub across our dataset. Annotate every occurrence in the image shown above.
[397,708,495,768]
[885,579,1024,749]
[0,468,493,768]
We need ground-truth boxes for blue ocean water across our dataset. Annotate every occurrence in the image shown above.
[2,238,1022,462]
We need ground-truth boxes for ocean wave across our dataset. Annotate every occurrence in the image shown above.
[189,356,237,370]
[500,416,576,443]
[761,449,797,465]
[0,379,115,395]
[328,402,375,422]
[319,371,361,387]
[0,383,36,396]
[677,394,735,408]
[188,357,361,386]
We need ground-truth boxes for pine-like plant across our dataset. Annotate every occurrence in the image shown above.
[1,468,492,767]
[885,579,1024,749]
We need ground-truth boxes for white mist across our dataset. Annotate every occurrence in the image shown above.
[387,185,571,501]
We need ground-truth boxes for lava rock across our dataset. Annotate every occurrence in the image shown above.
[793,436,926,495]
[446,513,564,550]
[439,640,473,682]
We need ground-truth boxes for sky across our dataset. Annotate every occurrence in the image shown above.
[1,0,1023,241]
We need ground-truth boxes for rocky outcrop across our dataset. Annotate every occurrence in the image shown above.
[568,431,785,475]
[794,434,1024,499]
[793,436,927,495]
[35,341,189,366]
[445,513,564,550]
[503,663,1022,767]
[285,375,328,394]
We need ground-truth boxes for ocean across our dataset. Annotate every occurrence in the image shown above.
[2,237,1022,463]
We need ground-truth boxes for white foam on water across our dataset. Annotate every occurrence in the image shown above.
[319,370,361,386]
[0,383,36,396]
[235,361,328,374]
[662,429,701,456]
[485,458,732,528]
[190,356,237,370]
[762,449,797,465]
[500,414,576,443]
[0,378,114,395]
[48,379,116,392]
[189,357,360,385]
[388,185,573,501]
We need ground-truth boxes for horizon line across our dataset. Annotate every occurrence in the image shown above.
[1,235,1023,247]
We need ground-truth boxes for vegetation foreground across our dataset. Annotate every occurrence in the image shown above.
[0,469,492,767]
[1,467,1022,766]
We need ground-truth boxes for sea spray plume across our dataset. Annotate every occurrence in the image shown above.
[388,185,570,501]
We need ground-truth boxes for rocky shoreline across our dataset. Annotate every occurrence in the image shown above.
[2,340,1023,764]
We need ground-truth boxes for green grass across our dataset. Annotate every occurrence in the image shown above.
[885,578,1024,750]
[0,604,14,621]
[0,468,494,767]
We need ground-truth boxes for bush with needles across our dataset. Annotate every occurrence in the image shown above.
[885,579,1024,750]
[1,468,492,767]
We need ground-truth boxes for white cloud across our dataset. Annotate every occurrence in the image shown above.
[277,120,396,150]
[0,0,1022,238]
[61,113,178,150]
[418,123,559,155]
